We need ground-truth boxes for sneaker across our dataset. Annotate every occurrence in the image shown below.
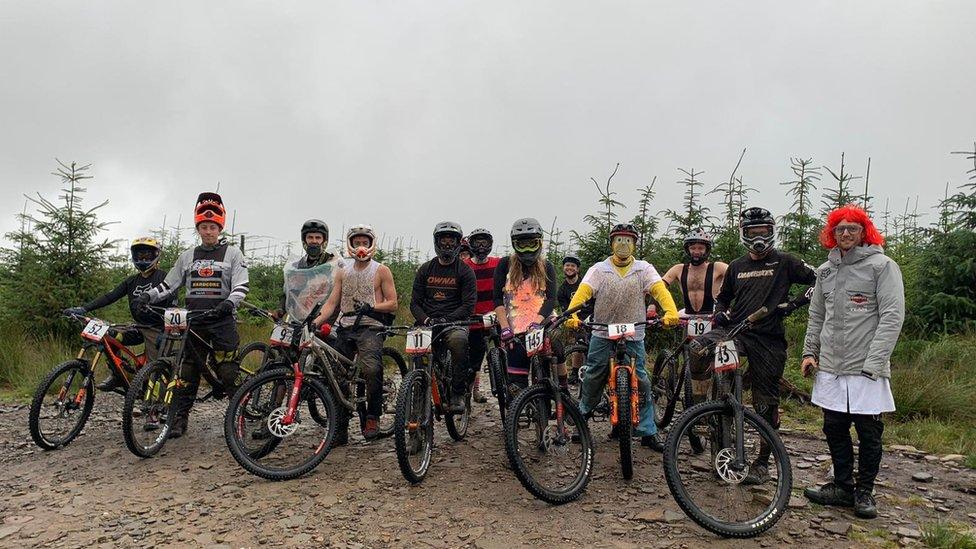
[96,374,124,393]
[854,489,878,519]
[640,433,664,452]
[741,463,770,485]
[334,425,349,446]
[473,388,488,404]
[803,482,855,507]
[449,391,466,413]
[142,412,160,432]
[362,416,379,441]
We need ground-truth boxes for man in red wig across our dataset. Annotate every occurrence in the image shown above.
[801,205,904,519]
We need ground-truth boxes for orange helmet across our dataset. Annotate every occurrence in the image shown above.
[194,192,225,230]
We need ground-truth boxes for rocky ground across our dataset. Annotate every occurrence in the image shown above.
[1,395,975,548]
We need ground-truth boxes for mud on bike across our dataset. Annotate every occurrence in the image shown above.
[120,305,270,458]
[224,305,409,481]
[662,306,793,538]
[503,304,594,505]
[29,312,153,450]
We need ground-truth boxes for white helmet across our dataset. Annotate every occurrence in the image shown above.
[346,224,377,262]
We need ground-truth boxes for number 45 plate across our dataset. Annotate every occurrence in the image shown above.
[714,340,739,372]
[405,328,433,354]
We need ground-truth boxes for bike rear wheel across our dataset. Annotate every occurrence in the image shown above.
[663,401,792,538]
[445,391,471,441]
[224,368,337,480]
[377,347,409,438]
[615,366,634,480]
[652,351,679,429]
[29,360,95,450]
[122,359,174,458]
[504,384,594,504]
[394,369,434,484]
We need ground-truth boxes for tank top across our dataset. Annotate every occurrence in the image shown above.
[339,260,382,327]
[680,262,715,314]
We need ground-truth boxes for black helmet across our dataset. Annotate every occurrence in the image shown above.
[301,219,329,241]
[683,228,712,266]
[562,254,581,267]
[433,221,463,262]
[511,218,544,265]
[467,228,493,260]
[609,223,639,241]
[739,207,776,254]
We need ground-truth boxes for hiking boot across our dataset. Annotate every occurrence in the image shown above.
[803,482,855,507]
[167,415,189,439]
[741,463,770,485]
[362,416,380,441]
[473,387,488,404]
[96,373,124,393]
[641,433,664,452]
[142,412,160,432]
[854,489,878,519]
[449,391,466,413]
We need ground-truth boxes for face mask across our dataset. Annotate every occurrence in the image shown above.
[305,244,322,258]
[612,236,634,260]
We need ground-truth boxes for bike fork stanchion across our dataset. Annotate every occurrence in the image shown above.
[732,372,746,471]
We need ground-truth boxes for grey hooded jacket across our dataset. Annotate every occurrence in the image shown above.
[802,245,904,380]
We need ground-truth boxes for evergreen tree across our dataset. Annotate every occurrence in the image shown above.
[779,157,822,259]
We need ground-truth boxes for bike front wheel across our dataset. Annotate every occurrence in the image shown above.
[504,384,594,505]
[486,346,508,422]
[121,359,174,458]
[614,366,634,480]
[377,347,409,438]
[224,368,337,481]
[445,391,471,441]
[29,360,95,450]
[394,369,434,484]
[662,400,792,538]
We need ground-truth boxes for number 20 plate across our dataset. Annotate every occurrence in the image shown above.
[164,308,189,330]
[405,329,433,355]
[81,319,110,341]
[713,340,739,373]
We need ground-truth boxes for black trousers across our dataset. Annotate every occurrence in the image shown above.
[822,408,884,493]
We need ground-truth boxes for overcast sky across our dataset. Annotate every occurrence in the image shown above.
[1,1,973,260]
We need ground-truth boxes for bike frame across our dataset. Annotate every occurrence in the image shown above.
[67,315,149,401]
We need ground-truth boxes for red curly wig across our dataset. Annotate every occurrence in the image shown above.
[820,205,885,249]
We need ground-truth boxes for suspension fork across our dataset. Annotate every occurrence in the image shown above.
[732,369,746,470]
[282,362,304,425]
[67,350,100,405]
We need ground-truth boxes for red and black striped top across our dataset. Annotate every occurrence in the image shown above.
[464,256,500,329]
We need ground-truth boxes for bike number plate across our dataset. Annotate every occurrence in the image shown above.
[405,329,432,355]
[81,319,110,341]
[524,328,545,357]
[607,323,636,339]
[269,325,293,346]
[164,308,189,330]
[481,312,497,328]
[686,318,712,338]
[714,340,739,372]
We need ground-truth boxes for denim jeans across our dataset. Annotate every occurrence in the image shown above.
[578,336,656,436]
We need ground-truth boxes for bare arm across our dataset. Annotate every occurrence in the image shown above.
[661,264,682,287]
[374,265,398,313]
[712,262,728,299]
[314,268,344,327]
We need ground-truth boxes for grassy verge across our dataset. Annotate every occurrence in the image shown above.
[921,521,976,549]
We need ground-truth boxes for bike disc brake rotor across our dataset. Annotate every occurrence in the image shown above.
[266,406,299,437]
[714,447,748,484]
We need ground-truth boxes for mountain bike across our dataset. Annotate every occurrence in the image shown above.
[224,306,409,480]
[651,314,712,454]
[504,304,593,504]
[393,319,478,484]
[662,307,793,538]
[577,318,653,480]
[28,312,151,450]
[120,305,270,458]
[479,311,513,422]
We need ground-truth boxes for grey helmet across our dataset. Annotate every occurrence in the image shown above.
[433,221,463,262]
[467,227,493,260]
[510,217,544,265]
[683,228,712,266]
[739,207,776,255]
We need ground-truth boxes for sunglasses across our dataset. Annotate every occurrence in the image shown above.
[834,225,863,235]
[513,238,542,253]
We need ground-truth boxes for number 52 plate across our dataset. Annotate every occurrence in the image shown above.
[81,319,110,341]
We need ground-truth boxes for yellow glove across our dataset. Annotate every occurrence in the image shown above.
[564,315,581,330]
[648,280,680,328]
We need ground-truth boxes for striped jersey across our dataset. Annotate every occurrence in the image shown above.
[464,256,500,329]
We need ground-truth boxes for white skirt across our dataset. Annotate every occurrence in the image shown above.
[811,371,896,415]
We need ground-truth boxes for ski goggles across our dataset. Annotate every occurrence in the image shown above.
[512,238,542,253]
